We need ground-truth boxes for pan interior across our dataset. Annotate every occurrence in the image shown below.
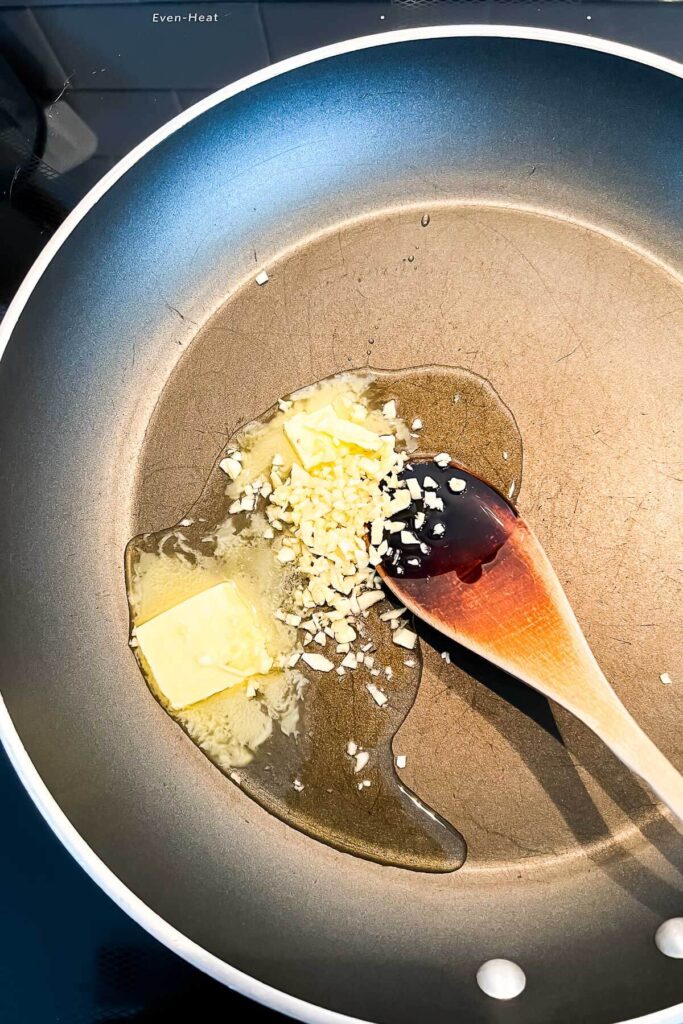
[133,201,683,874]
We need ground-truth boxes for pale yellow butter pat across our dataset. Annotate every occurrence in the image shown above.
[284,404,383,470]
[134,581,273,710]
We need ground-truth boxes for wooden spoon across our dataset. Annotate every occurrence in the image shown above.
[378,460,683,823]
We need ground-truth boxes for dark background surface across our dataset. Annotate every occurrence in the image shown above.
[2,2,683,1022]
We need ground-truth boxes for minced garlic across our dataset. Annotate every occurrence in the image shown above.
[227,401,415,646]
[220,383,423,693]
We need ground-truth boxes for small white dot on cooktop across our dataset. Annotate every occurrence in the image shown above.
[476,959,526,1000]
[655,919,683,958]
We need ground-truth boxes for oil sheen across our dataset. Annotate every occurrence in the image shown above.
[125,365,522,872]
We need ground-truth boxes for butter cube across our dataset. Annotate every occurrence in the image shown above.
[134,581,272,710]
[284,404,382,470]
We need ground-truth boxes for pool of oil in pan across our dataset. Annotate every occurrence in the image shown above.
[125,365,522,872]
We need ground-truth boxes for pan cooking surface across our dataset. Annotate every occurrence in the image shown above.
[1,34,682,1024]
[135,204,683,872]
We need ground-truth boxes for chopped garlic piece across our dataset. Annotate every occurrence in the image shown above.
[357,590,384,612]
[387,490,412,516]
[341,652,358,670]
[346,740,358,756]
[424,492,444,511]
[393,627,418,650]
[382,400,397,418]
[411,418,422,431]
[406,477,422,501]
[370,519,384,546]
[301,652,334,672]
[380,606,407,621]
[448,478,466,493]
[660,672,673,686]
[255,270,269,285]
[423,476,438,489]
[367,683,388,707]
[333,622,356,644]
[278,398,293,412]
[395,754,407,769]
[400,530,419,546]
[354,750,369,773]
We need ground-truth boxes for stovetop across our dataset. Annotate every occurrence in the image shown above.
[1,2,682,1021]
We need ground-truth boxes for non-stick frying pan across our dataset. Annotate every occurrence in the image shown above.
[1,27,682,1024]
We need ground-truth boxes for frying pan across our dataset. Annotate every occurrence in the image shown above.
[1,26,682,1024]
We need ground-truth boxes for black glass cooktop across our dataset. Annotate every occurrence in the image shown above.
[1,2,682,1021]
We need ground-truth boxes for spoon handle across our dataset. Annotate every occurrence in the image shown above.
[505,524,683,823]
[382,514,683,822]
[583,686,683,825]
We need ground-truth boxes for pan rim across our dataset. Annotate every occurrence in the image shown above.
[1,24,682,1024]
